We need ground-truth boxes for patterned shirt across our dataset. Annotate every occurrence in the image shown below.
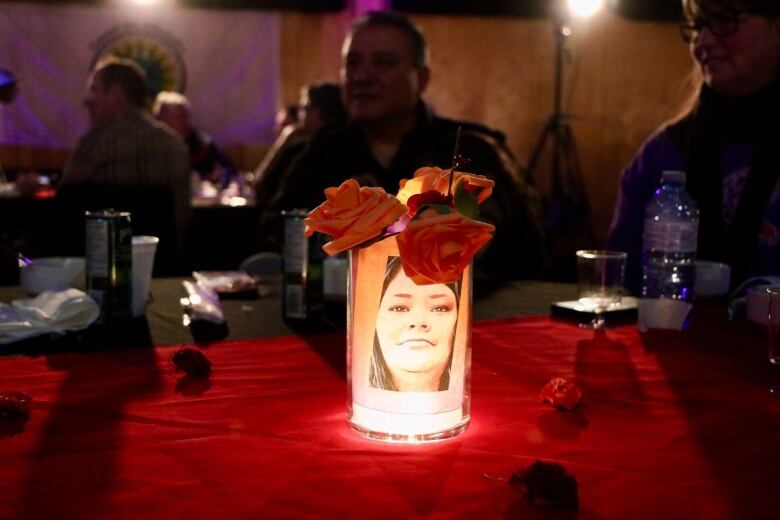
[61,108,191,241]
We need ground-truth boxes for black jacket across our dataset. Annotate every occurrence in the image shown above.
[261,104,546,282]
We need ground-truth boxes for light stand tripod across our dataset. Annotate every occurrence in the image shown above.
[526,15,593,279]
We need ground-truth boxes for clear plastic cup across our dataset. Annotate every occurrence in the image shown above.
[132,236,159,317]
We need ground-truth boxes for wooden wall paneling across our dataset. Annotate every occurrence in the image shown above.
[0,145,70,172]
[417,15,552,174]
[279,11,346,107]
[414,11,692,245]
[566,12,692,243]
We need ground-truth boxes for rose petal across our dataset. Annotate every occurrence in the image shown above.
[305,180,407,255]
[397,166,494,207]
[397,211,494,284]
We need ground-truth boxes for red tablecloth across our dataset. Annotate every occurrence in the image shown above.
[1,316,779,519]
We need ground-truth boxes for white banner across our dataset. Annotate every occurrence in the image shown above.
[0,2,279,148]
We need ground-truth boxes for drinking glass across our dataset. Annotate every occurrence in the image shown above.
[576,250,627,329]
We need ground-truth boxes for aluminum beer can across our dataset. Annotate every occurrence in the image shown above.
[85,210,133,323]
[282,209,324,323]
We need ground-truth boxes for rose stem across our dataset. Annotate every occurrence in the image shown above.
[447,126,462,198]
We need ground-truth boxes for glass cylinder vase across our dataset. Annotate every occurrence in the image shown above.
[346,235,472,443]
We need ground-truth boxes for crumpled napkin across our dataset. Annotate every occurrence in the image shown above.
[0,289,100,344]
[180,281,225,324]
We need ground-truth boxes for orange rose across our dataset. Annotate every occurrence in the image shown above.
[396,166,494,207]
[397,210,495,284]
[305,179,408,255]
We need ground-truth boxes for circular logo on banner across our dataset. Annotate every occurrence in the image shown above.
[91,23,187,101]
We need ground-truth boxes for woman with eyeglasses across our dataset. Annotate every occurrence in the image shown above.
[607,0,779,292]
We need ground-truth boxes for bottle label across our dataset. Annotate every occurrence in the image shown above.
[86,219,109,277]
[323,255,348,298]
[283,218,308,274]
[285,283,306,319]
[643,219,698,253]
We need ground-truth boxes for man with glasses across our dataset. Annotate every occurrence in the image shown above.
[607,0,780,292]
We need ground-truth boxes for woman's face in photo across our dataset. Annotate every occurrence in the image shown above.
[375,269,457,391]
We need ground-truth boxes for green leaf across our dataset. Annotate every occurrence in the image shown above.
[412,204,452,220]
[454,181,479,219]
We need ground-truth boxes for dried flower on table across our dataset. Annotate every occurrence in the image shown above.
[540,377,582,411]
[171,348,212,378]
[0,391,32,418]
[509,460,579,510]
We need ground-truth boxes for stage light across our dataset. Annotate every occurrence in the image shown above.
[129,0,156,5]
[527,0,601,257]
[567,0,605,17]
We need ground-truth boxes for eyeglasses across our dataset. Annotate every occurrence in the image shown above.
[679,9,745,43]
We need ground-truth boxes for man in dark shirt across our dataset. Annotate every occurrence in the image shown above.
[153,91,238,191]
[53,58,191,279]
[262,11,545,282]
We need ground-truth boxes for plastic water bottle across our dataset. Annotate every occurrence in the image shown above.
[639,170,699,331]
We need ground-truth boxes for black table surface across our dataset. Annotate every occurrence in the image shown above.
[0,277,577,355]
[0,195,262,284]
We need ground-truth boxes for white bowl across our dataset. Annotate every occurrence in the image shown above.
[747,285,772,327]
[20,257,86,295]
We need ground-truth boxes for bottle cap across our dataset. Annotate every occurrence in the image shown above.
[661,170,686,185]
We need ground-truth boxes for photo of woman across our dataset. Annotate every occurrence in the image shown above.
[369,256,460,392]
